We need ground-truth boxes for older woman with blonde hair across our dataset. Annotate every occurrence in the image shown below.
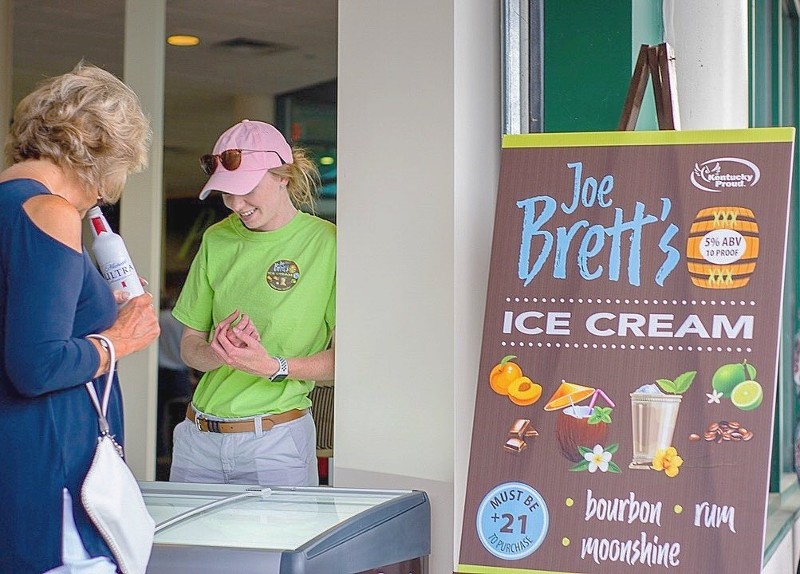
[0,62,160,573]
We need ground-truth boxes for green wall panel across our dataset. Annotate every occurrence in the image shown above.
[631,0,663,131]
[543,0,633,132]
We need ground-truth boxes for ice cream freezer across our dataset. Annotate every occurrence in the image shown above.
[140,481,430,574]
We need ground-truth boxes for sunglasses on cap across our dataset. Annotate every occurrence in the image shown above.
[199,149,286,176]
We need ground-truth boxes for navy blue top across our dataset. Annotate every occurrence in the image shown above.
[0,179,122,572]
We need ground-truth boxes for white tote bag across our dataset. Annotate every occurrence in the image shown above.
[81,334,155,574]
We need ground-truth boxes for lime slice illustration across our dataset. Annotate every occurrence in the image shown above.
[730,380,763,411]
[711,361,756,398]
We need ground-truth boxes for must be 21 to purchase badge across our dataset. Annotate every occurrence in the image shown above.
[476,482,549,560]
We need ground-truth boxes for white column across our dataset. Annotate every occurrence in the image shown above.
[662,0,749,129]
[337,1,500,572]
[120,0,166,479]
[0,0,12,166]
[453,2,501,563]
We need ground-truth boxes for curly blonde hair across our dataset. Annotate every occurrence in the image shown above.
[269,146,321,212]
[4,61,151,204]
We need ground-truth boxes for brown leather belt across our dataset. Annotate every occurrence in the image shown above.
[186,405,307,433]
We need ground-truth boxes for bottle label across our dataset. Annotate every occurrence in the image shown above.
[100,258,141,293]
[90,216,108,236]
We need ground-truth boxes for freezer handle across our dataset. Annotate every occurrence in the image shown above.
[154,491,258,533]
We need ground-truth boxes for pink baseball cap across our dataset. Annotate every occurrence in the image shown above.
[198,119,293,200]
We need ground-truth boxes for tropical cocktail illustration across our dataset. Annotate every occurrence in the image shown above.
[556,405,608,462]
[546,381,614,462]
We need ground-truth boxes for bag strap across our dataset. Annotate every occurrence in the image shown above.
[84,334,117,436]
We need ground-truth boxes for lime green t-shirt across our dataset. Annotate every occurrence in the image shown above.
[173,211,336,418]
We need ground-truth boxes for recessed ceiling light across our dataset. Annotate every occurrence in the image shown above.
[167,35,200,47]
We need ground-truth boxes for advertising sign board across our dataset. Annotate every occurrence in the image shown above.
[457,128,795,574]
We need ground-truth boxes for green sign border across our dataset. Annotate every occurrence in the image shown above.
[503,128,796,149]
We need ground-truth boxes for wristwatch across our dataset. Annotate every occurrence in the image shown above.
[269,356,289,382]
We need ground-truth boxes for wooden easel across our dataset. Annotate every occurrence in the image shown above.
[618,43,680,131]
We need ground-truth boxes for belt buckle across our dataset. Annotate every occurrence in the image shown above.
[195,414,205,432]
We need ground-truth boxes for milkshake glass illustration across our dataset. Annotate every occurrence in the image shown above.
[630,384,681,469]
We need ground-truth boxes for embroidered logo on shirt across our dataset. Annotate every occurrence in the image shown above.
[266,260,300,291]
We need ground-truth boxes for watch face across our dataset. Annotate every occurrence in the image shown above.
[272,374,288,382]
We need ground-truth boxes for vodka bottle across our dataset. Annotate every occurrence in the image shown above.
[87,206,145,300]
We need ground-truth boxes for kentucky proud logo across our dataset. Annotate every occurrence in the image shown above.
[690,158,760,192]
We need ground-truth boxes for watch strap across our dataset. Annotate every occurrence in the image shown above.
[269,356,289,382]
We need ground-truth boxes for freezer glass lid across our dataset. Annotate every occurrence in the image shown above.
[142,483,406,551]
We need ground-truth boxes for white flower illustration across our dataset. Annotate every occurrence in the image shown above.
[584,444,612,473]
[706,389,723,404]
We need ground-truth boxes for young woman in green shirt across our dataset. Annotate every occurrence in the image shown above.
[170,120,336,486]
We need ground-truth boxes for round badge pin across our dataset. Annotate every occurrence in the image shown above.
[266,259,300,291]
[476,481,549,560]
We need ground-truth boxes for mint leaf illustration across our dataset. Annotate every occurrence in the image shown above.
[656,372,696,395]
[656,378,679,394]
[588,407,612,425]
[673,371,697,394]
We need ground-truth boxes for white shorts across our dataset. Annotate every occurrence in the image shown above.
[169,411,318,486]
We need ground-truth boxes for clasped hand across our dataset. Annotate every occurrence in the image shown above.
[209,310,270,377]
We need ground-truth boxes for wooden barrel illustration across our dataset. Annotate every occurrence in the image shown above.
[686,207,759,289]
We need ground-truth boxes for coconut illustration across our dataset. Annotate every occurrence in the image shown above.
[556,405,608,462]
[544,381,615,462]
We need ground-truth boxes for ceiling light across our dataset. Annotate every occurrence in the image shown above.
[319,156,335,165]
[167,35,200,47]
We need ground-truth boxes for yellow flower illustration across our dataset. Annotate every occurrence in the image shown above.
[652,446,683,477]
